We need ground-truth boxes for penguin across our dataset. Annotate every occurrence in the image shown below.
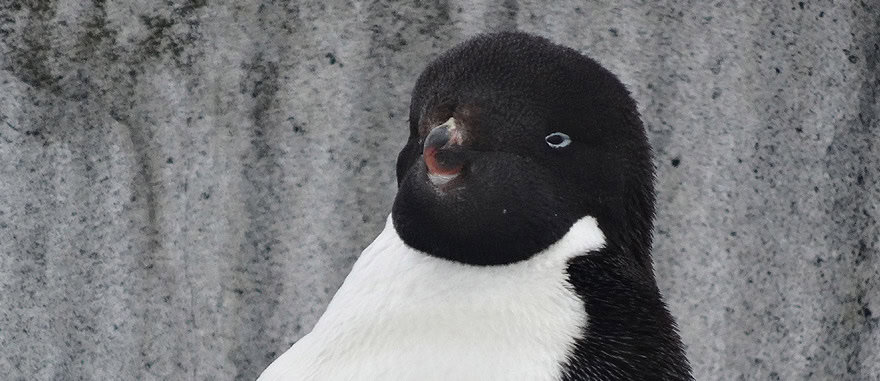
[259,32,693,381]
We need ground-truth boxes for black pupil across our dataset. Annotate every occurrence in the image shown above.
[546,133,565,145]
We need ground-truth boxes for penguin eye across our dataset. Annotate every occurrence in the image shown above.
[544,132,571,148]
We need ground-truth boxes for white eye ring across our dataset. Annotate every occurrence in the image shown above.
[545,132,571,148]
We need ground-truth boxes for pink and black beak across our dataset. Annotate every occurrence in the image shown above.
[423,118,466,186]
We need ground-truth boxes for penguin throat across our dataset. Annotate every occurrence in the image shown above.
[260,215,606,381]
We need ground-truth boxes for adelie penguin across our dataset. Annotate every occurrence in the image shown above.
[259,32,693,381]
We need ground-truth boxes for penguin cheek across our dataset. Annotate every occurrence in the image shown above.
[395,141,423,186]
[466,154,564,206]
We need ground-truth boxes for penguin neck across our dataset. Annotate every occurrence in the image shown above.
[561,246,693,380]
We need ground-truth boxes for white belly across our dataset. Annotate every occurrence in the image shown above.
[259,215,605,381]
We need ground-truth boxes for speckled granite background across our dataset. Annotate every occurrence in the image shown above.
[0,1,877,380]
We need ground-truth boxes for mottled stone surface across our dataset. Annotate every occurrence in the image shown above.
[1,1,878,380]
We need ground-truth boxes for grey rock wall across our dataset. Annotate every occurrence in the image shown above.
[1,1,877,380]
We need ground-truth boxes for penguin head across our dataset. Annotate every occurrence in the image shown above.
[392,32,655,267]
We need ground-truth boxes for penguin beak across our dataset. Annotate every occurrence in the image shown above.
[424,118,466,186]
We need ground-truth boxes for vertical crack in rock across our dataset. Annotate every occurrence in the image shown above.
[233,49,284,380]
[841,3,879,377]
[111,110,170,380]
[818,5,880,377]
[179,117,201,381]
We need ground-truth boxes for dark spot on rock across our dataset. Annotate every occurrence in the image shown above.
[140,15,179,58]
[75,0,119,64]
[855,239,868,264]
[775,67,781,74]
[135,10,201,69]
[862,306,872,318]
[176,0,208,16]
[799,2,804,9]
[326,52,337,65]
[201,192,210,200]
[608,28,618,37]
[795,127,803,133]
[712,88,722,99]
[710,58,723,75]
[671,157,681,167]
[166,157,174,164]
[730,231,737,237]
[856,174,864,185]
[22,129,50,146]
[819,11,824,17]
[848,55,859,63]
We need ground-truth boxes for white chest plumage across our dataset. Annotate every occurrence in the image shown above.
[258,215,605,381]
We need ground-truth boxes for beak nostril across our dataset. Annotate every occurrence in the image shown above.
[424,125,452,153]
